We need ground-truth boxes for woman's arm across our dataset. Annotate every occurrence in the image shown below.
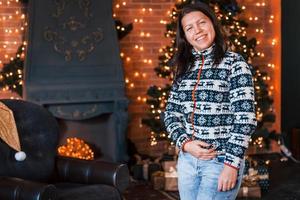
[164,80,190,150]
[219,54,257,191]
[225,54,257,169]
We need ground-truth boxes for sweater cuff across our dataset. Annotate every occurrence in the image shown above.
[181,139,192,152]
[224,162,239,170]
[176,134,191,151]
[224,153,242,169]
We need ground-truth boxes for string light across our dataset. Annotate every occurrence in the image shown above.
[0,0,26,73]
[58,137,94,160]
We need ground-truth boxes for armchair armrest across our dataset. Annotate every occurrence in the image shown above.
[56,156,129,193]
[0,177,57,200]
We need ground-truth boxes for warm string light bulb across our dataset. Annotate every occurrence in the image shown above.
[256,2,266,7]
[141,7,152,13]
[160,20,167,24]
[58,137,94,160]
[134,18,144,23]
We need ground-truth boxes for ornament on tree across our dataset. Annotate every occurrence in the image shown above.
[58,137,94,160]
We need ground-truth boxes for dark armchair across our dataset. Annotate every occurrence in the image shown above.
[0,99,129,200]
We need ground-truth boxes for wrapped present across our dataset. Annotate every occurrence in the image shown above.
[242,167,260,187]
[164,166,178,191]
[162,160,177,172]
[132,155,158,181]
[148,163,162,180]
[242,162,270,193]
[151,171,165,190]
[165,177,178,191]
[238,186,261,198]
[143,163,149,180]
[257,164,270,193]
[131,164,143,180]
[143,162,161,181]
[131,154,150,180]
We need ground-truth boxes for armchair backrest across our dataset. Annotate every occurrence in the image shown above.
[0,99,59,182]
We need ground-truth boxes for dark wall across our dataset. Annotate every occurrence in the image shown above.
[281,0,300,134]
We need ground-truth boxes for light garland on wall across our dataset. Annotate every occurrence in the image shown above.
[241,1,279,147]
[114,1,154,105]
[0,0,26,97]
[0,0,26,67]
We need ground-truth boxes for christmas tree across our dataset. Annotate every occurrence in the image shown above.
[0,45,25,96]
[0,1,132,96]
[142,0,275,147]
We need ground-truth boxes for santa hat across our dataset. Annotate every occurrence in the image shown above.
[0,101,26,161]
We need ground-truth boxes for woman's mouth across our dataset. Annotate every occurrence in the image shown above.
[196,34,206,41]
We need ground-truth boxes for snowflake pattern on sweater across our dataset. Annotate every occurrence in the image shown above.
[164,45,257,169]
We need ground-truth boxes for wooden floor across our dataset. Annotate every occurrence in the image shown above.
[123,181,174,200]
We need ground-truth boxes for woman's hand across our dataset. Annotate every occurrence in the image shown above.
[183,140,217,160]
[218,165,238,191]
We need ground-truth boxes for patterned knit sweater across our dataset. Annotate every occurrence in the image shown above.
[164,45,257,169]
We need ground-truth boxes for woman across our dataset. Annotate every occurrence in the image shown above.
[164,2,257,200]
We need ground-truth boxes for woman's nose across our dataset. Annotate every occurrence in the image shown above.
[194,25,202,34]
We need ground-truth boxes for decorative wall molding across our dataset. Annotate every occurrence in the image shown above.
[43,0,103,61]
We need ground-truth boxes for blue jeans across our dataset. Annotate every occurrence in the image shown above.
[177,151,244,200]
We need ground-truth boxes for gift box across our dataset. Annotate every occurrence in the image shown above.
[237,186,261,198]
[239,168,261,198]
[151,171,165,190]
[164,177,178,191]
[132,161,162,181]
[131,164,143,180]
[164,166,178,191]
[148,163,162,180]
[162,160,177,172]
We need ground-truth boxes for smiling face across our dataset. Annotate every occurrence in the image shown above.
[181,11,216,51]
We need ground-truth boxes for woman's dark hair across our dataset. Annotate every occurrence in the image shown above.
[173,2,227,77]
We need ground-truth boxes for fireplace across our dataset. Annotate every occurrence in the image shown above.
[23,0,128,162]
[47,101,129,162]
